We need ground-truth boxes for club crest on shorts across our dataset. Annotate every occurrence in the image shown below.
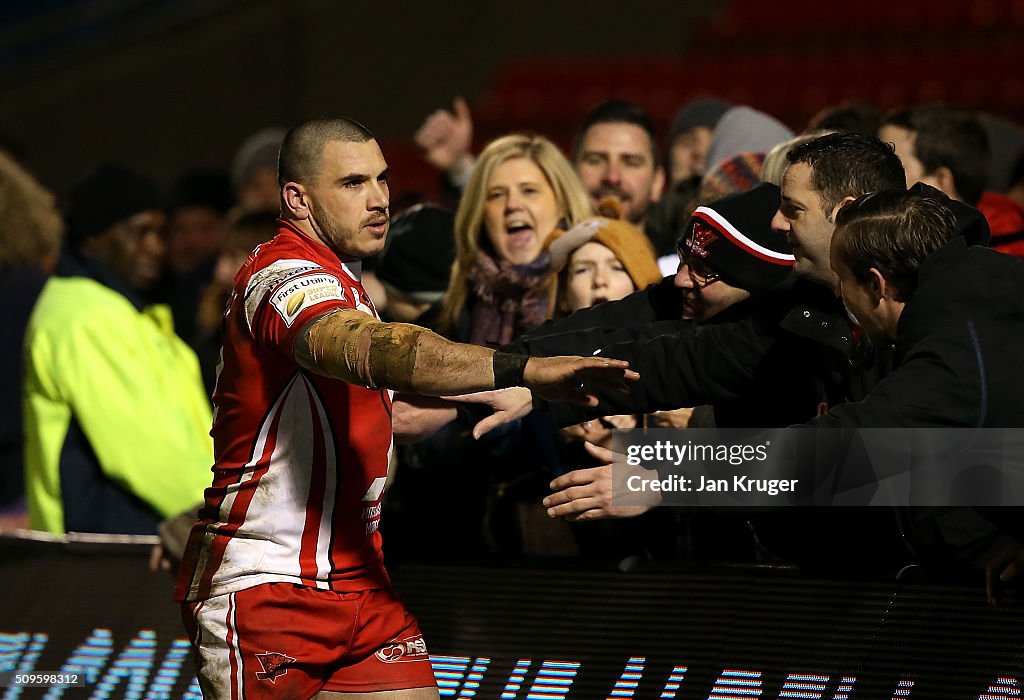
[375,635,428,663]
[255,651,296,683]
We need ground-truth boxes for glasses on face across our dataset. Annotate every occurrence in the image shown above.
[676,246,720,288]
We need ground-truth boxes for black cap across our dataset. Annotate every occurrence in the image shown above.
[65,163,162,246]
[682,182,794,292]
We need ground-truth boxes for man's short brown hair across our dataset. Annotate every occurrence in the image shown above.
[787,131,906,218]
[833,189,958,301]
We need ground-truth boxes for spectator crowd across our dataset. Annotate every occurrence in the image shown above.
[2,90,1024,599]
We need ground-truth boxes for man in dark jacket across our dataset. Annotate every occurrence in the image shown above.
[816,189,1023,429]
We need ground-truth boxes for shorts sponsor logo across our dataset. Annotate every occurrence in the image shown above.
[269,273,345,327]
[255,651,296,683]
[375,635,428,663]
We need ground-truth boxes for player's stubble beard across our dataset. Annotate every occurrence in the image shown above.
[307,198,389,262]
[308,198,358,261]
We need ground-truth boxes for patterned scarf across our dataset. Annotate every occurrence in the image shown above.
[464,249,551,347]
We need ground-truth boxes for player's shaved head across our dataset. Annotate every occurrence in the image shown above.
[278,117,375,186]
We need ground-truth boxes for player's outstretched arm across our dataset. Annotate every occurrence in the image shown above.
[295,309,637,398]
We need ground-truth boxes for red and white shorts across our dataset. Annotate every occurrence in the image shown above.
[183,583,437,699]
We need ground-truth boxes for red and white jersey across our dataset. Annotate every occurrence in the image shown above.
[175,221,393,602]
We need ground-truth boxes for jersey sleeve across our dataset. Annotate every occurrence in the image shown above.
[242,257,354,358]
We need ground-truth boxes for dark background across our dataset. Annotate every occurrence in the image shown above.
[3,0,1023,202]
[0,0,716,199]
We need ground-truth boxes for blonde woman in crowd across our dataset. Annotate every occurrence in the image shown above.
[391,134,592,557]
[395,133,595,439]
[438,133,593,344]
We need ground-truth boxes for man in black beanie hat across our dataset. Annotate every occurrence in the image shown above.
[22,163,213,536]
[676,183,793,320]
[63,162,168,296]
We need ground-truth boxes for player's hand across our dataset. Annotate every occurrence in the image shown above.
[986,544,1024,605]
[524,356,638,406]
[446,387,533,440]
[542,441,660,521]
[414,96,474,174]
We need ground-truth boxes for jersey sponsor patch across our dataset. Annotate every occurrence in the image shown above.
[244,258,350,329]
[244,258,325,330]
[268,272,345,327]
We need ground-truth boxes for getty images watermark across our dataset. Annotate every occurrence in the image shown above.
[610,428,1024,507]
[623,438,797,496]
